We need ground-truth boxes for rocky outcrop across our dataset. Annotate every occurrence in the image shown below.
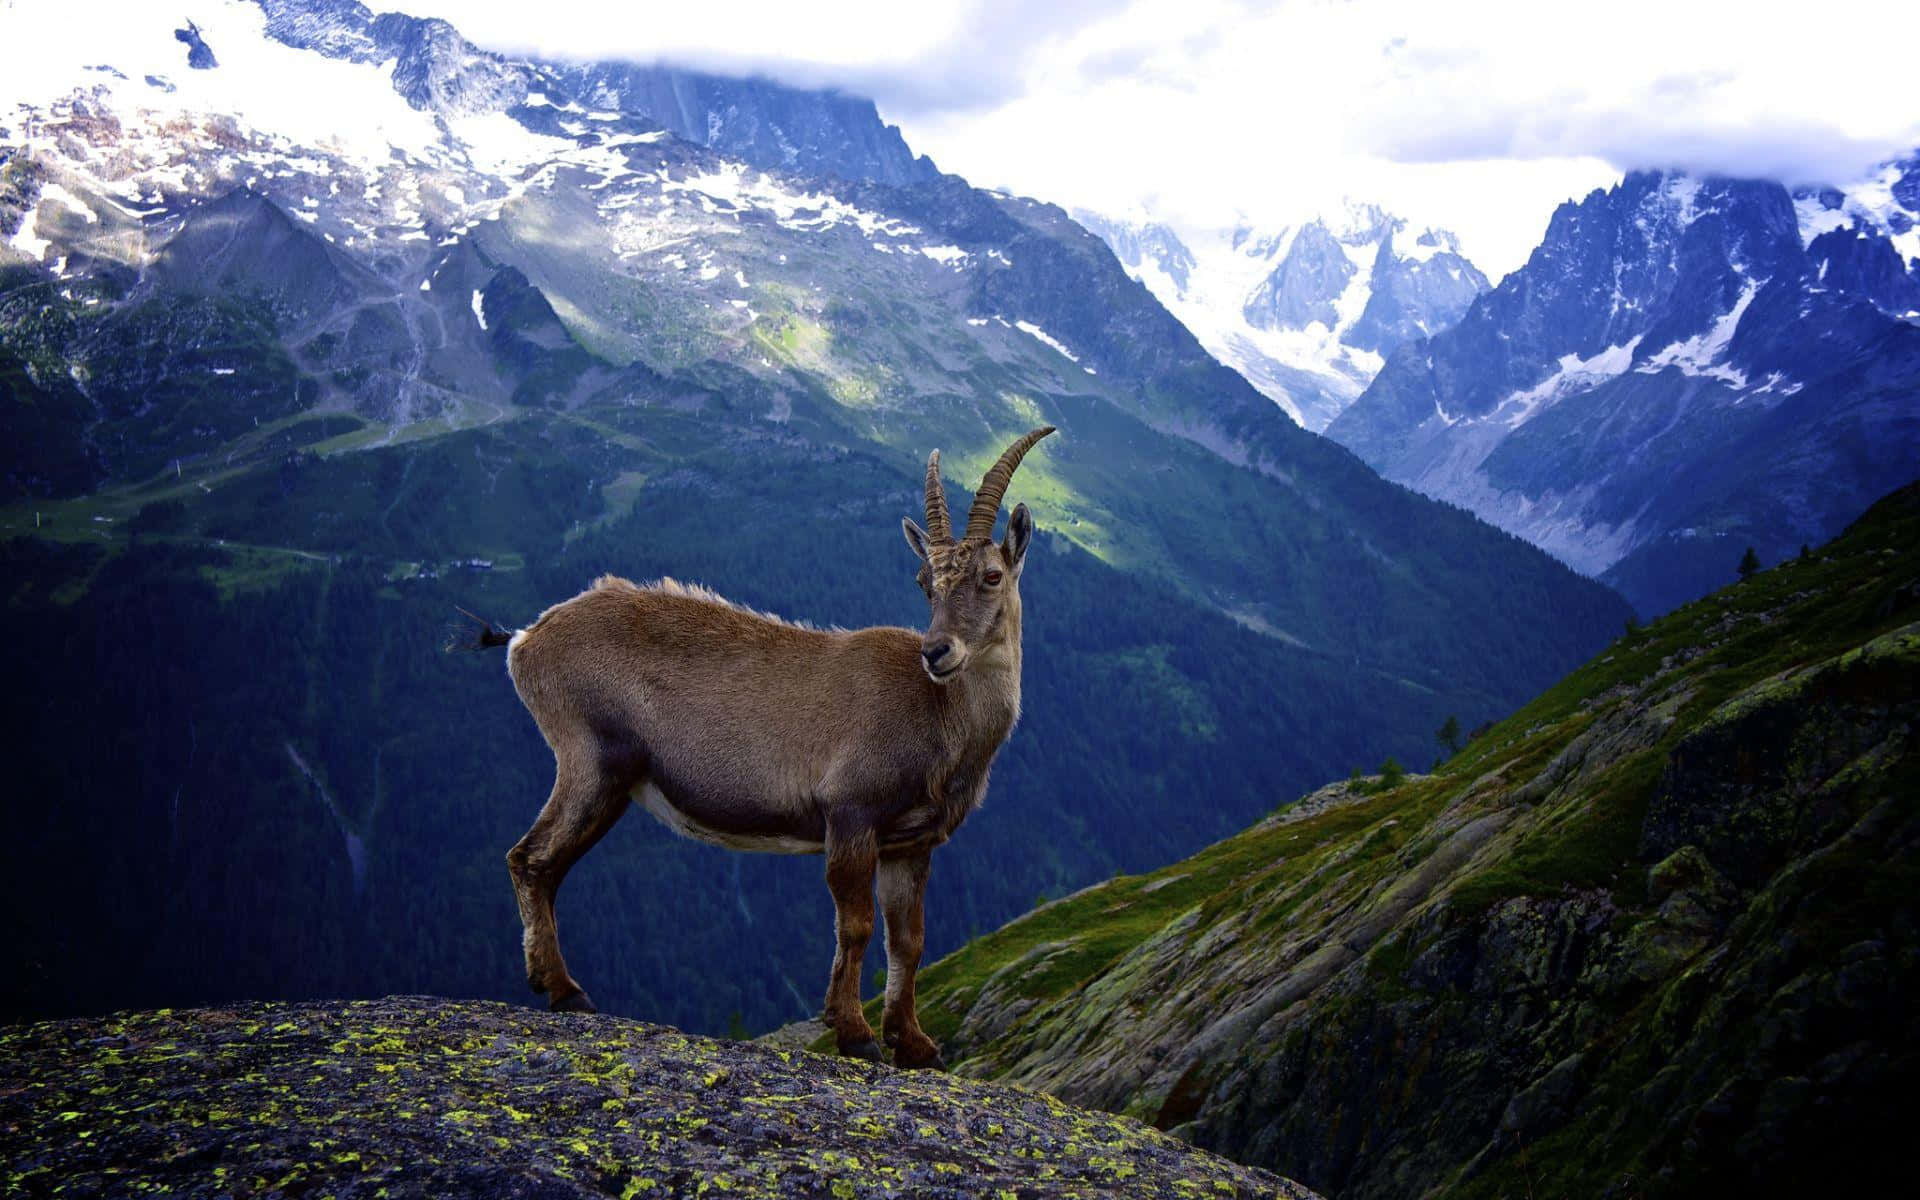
[255,0,530,117]
[174,21,219,71]
[0,997,1316,1198]
[549,63,938,188]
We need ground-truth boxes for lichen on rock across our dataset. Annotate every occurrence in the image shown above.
[0,996,1318,1198]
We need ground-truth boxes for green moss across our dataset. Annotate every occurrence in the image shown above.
[1448,749,1664,914]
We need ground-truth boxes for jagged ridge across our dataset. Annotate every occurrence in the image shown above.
[1326,162,1920,615]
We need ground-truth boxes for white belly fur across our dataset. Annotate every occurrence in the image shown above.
[632,781,823,855]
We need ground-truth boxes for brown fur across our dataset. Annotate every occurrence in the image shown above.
[495,432,1051,1069]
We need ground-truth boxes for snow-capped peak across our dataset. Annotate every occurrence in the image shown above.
[1075,201,1489,429]
[1795,157,1920,269]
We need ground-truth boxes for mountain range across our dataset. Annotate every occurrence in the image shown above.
[1076,203,1490,431]
[5,3,1916,1195]
[1326,159,1920,615]
[0,0,1628,1033]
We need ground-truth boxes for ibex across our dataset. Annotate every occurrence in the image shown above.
[471,427,1055,1068]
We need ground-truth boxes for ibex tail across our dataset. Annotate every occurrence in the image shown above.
[449,605,515,652]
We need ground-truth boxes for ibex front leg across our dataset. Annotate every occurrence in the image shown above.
[878,851,944,1069]
[507,753,630,1014]
[822,819,882,1061]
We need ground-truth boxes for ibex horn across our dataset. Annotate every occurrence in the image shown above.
[964,425,1056,541]
[923,449,953,544]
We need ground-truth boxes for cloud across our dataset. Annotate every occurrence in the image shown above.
[399,0,1123,116]
[1342,0,1920,186]
[307,0,1920,275]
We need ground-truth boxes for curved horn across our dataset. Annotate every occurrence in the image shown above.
[923,449,953,544]
[964,425,1056,541]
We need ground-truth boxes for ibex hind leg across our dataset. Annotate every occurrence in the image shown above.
[507,756,632,1014]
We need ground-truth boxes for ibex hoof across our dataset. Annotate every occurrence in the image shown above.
[896,1047,948,1071]
[839,1038,885,1063]
[551,989,598,1015]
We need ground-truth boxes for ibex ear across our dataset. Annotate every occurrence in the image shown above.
[902,517,933,564]
[1003,503,1035,573]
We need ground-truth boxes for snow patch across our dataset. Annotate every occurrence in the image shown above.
[1637,282,1757,387]
[471,289,488,331]
[1804,161,1920,266]
[658,161,918,240]
[1012,319,1080,363]
[1793,193,1850,247]
[1496,337,1645,428]
[2,0,446,170]
[7,204,51,261]
[38,183,99,223]
[1664,176,1705,226]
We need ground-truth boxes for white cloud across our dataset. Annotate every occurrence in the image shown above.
[400,0,1920,277]
[11,0,1918,278]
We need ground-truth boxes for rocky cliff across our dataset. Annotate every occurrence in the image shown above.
[849,482,1920,1198]
[0,996,1316,1198]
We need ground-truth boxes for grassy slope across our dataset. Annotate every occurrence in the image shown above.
[856,482,1920,1197]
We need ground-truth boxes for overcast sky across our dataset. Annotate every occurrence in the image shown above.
[82,0,1920,277]
[405,0,1920,278]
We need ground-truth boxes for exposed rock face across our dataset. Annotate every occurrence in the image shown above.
[550,63,938,188]
[147,188,384,327]
[1243,220,1354,331]
[0,997,1317,1199]
[895,483,1920,1199]
[1347,229,1488,355]
[255,0,530,117]
[174,21,220,70]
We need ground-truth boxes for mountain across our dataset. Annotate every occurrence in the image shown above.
[0,0,1629,1035]
[251,0,939,186]
[1325,160,1920,616]
[0,997,1319,1198]
[1075,203,1489,430]
[866,480,1920,1198]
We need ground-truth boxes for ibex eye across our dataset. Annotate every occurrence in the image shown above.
[983,570,1004,586]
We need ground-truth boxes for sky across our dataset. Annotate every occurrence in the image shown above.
[12,0,1917,277]
[398,0,1920,278]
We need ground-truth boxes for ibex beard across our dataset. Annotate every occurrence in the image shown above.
[479,427,1056,1069]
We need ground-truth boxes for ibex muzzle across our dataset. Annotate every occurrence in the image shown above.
[482,427,1056,1070]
